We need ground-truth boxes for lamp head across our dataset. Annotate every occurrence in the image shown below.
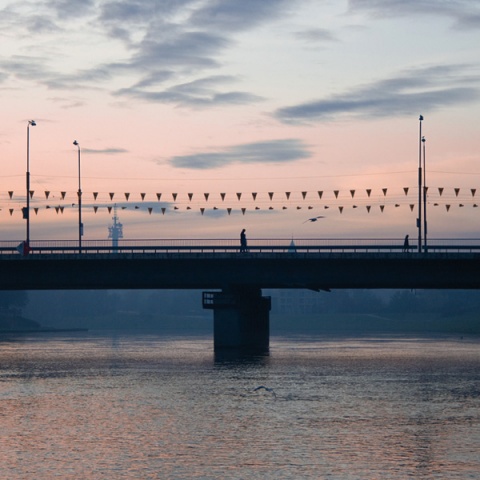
[422,136,426,143]
[73,140,79,146]
[29,120,36,126]
[419,115,424,121]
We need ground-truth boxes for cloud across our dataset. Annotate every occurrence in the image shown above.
[82,148,128,155]
[115,74,263,107]
[274,64,480,123]
[295,28,338,43]
[0,0,294,108]
[168,139,312,169]
[347,0,480,29]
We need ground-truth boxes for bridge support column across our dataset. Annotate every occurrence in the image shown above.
[203,287,271,352]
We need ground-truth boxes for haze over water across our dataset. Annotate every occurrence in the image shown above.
[1,331,479,479]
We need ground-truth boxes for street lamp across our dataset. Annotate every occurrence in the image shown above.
[422,135,427,252]
[26,120,36,247]
[417,115,423,253]
[73,140,83,253]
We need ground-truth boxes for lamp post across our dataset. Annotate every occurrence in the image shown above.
[417,115,423,253]
[73,140,83,253]
[26,120,36,246]
[422,135,427,253]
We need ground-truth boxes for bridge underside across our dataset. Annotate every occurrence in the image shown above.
[2,252,480,352]
[2,252,480,290]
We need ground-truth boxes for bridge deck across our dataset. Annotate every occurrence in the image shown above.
[1,245,480,291]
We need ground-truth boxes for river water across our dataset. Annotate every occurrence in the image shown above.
[0,332,479,479]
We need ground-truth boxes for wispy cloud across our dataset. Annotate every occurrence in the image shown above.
[348,0,480,29]
[82,148,128,155]
[168,139,312,169]
[274,64,480,123]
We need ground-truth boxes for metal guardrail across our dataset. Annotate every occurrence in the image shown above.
[2,238,480,255]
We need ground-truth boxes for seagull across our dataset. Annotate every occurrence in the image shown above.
[303,215,325,224]
[253,386,277,398]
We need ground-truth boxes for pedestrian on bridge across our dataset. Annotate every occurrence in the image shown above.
[240,229,247,253]
[403,234,410,252]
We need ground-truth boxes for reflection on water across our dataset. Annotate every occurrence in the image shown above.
[1,332,479,479]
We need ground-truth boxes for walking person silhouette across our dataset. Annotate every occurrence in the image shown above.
[240,229,247,253]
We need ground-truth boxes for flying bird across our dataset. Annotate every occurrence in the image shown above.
[253,386,277,398]
[303,216,325,224]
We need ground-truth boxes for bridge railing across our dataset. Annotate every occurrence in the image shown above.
[2,238,480,255]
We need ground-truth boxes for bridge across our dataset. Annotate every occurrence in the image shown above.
[2,238,480,351]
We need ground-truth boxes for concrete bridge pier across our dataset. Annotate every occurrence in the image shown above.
[202,287,271,352]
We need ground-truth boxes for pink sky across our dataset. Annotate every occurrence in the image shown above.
[1,1,480,243]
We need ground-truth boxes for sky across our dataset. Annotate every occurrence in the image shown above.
[1,0,480,244]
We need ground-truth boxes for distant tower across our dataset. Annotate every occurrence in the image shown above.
[108,205,123,248]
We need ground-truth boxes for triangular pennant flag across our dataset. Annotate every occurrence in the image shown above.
[29,190,34,199]
[395,204,400,207]
[188,193,193,201]
[45,191,50,199]
[459,204,464,207]
[334,190,339,198]
[172,193,177,201]
[474,204,478,208]
[227,208,232,215]
[60,206,64,213]
[237,193,242,200]
[380,205,385,212]
[125,193,130,200]
[382,188,387,196]
[352,205,357,209]
[286,192,291,199]
[410,204,414,211]
[9,209,13,216]
[471,189,476,197]
[454,188,460,197]
[34,208,39,215]
[438,188,444,196]
[241,208,246,215]
[308,206,313,209]
[204,193,209,201]
[156,193,162,201]
[301,191,307,199]
[94,206,98,213]
[186,206,191,210]
[252,192,257,201]
[366,189,371,197]
[141,193,146,201]
[108,192,114,200]
[324,205,329,209]
[296,206,301,210]
[220,193,226,201]
[269,207,274,210]
[268,192,274,200]
[350,190,355,198]
[424,187,429,193]
[61,192,66,199]
[200,207,205,215]
[55,207,59,213]
[134,206,139,209]
[366,206,371,213]
[93,192,98,200]
[8,191,13,199]
[213,206,218,210]
[161,207,166,215]
[108,206,112,213]
[281,206,286,210]
[403,187,409,195]
[446,205,451,211]
[338,206,343,213]
[148,207,153,214]
[317,191,323,199]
